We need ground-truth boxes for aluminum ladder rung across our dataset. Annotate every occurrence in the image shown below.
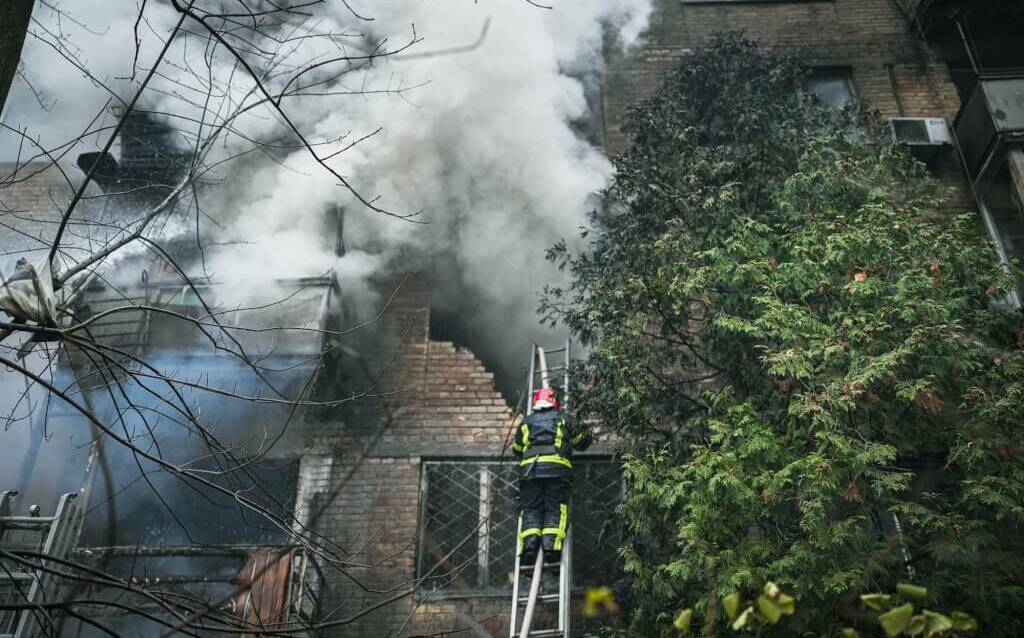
[521,561,562,577]
[2,516,56,524]
[518,592,559,605]
[0,573,35,581]
[528,629,566,638]
[532,365,567,375]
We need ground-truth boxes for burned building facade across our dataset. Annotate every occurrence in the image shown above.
[292,1,1024,634]
[0,108,623,636]
[4,1,1024,637]
[0,117,333,636]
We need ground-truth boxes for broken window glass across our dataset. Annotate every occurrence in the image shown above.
[809,67,855,109]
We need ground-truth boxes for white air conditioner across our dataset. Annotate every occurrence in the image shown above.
[889,117,952,146]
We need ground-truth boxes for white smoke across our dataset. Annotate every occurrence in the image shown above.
[4,0,652,389]
[202,1,650,370]
[0,1,181,160]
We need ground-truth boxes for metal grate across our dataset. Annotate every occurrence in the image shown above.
[891,118,931,144]
[416,459,623,598]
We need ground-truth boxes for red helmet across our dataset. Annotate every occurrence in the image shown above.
[532,387,559,411]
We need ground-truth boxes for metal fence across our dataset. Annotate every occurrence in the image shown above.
[416,459,623,598]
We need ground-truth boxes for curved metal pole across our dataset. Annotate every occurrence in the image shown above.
[519,550,545,638]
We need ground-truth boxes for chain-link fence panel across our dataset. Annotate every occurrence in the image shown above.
[417,458,622,598]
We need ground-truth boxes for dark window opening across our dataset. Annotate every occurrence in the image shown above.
[809,67,855,109]
[428,299,525,405]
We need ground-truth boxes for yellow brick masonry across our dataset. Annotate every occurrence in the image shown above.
[603,0,961,153]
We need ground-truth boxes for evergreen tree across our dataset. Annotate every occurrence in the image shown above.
[546,35,1024,637]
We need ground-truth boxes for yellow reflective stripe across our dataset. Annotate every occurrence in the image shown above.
[555,419,564,450]
[556,503,568,550]
[541,505,569,550]
[520,421,530,454]
[571,430,586,444]
[511,442,524,452]
[518,527,541,556]
[519,455,572,469]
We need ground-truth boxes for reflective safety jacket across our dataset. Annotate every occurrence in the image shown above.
[512,408,592,478]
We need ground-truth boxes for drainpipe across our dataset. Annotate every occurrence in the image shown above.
[886,64,906,116]
[954,13,981,77]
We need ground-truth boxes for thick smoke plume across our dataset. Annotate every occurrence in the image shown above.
[4,1,651,395]
[203,1,651,393]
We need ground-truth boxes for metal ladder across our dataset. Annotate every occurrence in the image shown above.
[508,341,573,638]
[0,490,84,638]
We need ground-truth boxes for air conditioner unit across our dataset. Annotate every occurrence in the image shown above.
[889,117,951,162]
[889,117,952,146]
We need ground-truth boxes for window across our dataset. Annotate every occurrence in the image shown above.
[416,459,623,597]
[808,67,855,109]
[978,153,1024,306]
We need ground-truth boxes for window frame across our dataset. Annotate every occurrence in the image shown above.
[807,66,856,109]
[414,457,623,601]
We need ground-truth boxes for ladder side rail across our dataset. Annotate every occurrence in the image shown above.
[563,339,570,410]
[508,515,523,638]
[47,493,83,563]
[560,526,572,637]
[41,493,83,636]
[537,347,548,390]
[527,344,537,417]
[13,492,77,638]
[562,339,572,636]
[514,344,536,636]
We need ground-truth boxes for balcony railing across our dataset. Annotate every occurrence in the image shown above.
[955,76,1024,180]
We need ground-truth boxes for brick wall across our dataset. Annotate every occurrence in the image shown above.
[306,274,513,454]
[302,273,520,637]
[0,161,160,266]
[1,162,81,258]
[603,0,961,153]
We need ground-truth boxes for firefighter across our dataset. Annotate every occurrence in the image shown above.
[512,386,592,565]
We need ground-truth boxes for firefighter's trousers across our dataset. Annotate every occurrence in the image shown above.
[518,476,570,556]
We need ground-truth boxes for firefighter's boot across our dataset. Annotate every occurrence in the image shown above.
[520,535,540,566]
[542,535,561,564]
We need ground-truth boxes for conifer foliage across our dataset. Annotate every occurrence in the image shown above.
[546,35,1024,636]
